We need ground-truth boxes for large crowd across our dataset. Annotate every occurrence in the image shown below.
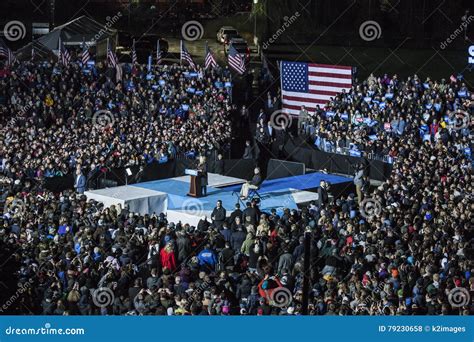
[0,60,232,183]
[0,56,472,316]
[293,74,472,161]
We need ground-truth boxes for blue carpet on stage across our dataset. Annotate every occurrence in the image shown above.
[131,172,352,215]
[224,172,352,193]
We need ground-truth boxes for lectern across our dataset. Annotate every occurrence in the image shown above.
[185,169,202,197]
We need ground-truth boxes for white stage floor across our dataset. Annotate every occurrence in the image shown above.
[84,173,247,224]
[83,172,345,227]
[84,186,168,214]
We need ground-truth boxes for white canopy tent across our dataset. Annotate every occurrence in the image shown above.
[15,15,117,61]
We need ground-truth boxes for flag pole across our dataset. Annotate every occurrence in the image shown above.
[106,38,109,66]
[31,35,34,61]
[132,38,135,65]
[204,40,207,70]
[82,36,85,67]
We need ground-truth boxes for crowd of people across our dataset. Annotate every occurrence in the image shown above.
[0,60,232,185]
[292,74,472,162]
[0,55,472,316]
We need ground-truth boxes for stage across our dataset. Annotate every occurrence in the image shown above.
[85,172,353,226]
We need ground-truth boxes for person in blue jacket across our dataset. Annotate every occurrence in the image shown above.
[197,244,217,272]
[74,169,86,194]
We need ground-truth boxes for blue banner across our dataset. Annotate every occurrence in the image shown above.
[0,316,472,342]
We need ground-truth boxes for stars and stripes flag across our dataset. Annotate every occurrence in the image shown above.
[280,61,352,115]
[58,38,71,66]
[106,39,121,82]
[8,49,16,65]
[107,39,118,68]
[0,38,16,66]
[228,43,245,75]
[156,39,163,65]
[81,38,90,65]
[131,39,137,65]
[180,40,196,69]
[204,42,217,69]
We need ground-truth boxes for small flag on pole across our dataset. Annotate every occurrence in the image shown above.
[156,39,163,65]
[81,37,90,65]
[132,39,137,65]
[180,40,196,69]
[228,43,245,75]
[59,37,71,66]
[107,39,118,68]
[0,38,16,66]
[204,41,217,69]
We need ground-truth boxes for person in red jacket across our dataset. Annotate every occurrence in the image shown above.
[160,242,176,271]
[430,119,439,136]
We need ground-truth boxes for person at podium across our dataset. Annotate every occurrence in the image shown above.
[197,155,208,196]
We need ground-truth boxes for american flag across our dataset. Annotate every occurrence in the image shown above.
[281,61,352,115]
[58,38,71,66]
[107,40,118,68]
[228,43,245,75]
[81,38,90,65]
[131,39,137,65]
[204,42,217,69]
[156,39,163,65]
[180,40,195,69]
[0,38,16,65]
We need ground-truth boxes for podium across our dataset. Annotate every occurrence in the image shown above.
[185,169,202,197]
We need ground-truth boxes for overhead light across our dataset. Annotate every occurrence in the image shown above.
[253,0,258,4]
